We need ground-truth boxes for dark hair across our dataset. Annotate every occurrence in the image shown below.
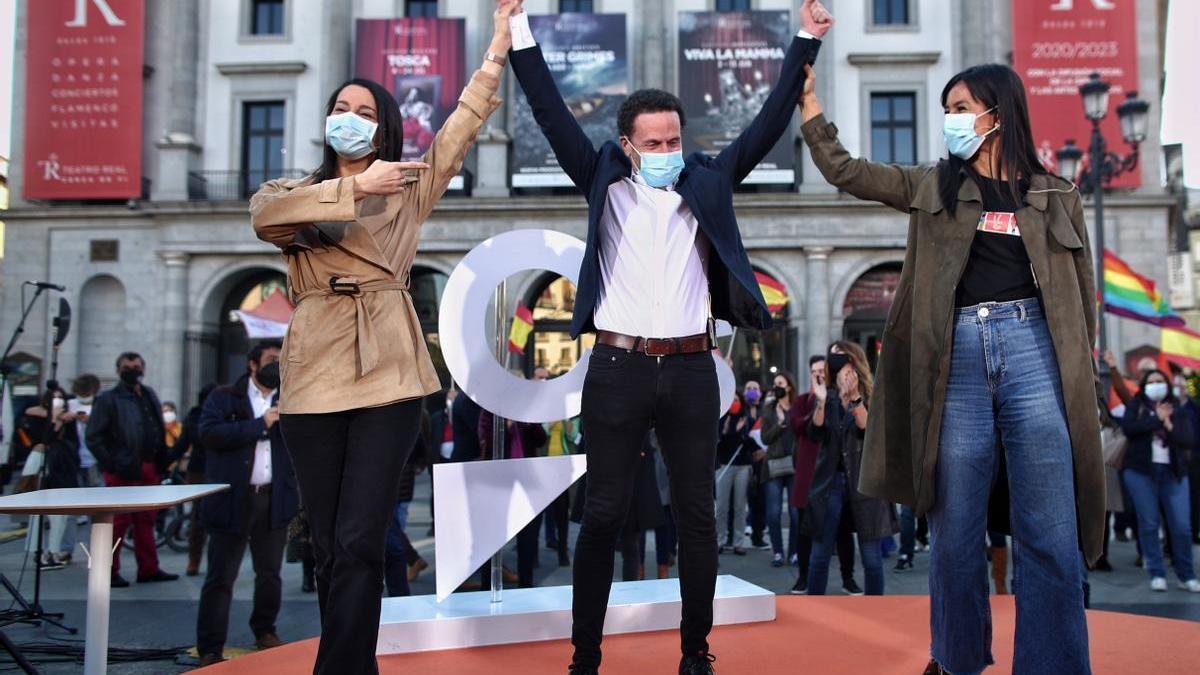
[115,352,143,370]
[248,339,284,367]
[162,401,177,411]
[937,64,1046,216]
[773,371,798,405]
[618,89,687,139]
[72,374,101,397]
[311,79,405,183]
[809,355,826,367]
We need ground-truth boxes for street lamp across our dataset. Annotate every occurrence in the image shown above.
[1055,72,1151,375]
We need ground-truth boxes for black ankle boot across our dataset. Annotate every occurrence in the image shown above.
[679,652,716,675]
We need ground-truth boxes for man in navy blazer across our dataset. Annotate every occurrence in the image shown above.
[508,2,833,673]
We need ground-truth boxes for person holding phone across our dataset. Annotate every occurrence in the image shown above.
[249,3,516,672]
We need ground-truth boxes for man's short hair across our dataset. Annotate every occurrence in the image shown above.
[115,352,143,369]
[618,89,687,139]
[72,374,101,396]
[809,355,826,367]
[247,339,284,366]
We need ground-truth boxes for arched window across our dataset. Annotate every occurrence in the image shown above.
[842,263,903,370]
[77,275,127,384]
[218,271,287,383]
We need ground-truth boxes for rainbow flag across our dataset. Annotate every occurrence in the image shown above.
[1162,326,1200,369]
[1103,250,1184,327]
[507,303,535,354]
[756,272,788,313]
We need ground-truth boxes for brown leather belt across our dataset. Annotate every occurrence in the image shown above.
[596,330,713,357]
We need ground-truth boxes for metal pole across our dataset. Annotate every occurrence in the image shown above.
[491,281,507,604]
[1090,121,1110,381]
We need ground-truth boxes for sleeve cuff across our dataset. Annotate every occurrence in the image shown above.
[800,113,838,144]
[797,29,819,40]
[510,13,537,51]
[459,70,504,120]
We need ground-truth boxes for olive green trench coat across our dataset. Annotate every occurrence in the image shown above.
[801,113,1105,564]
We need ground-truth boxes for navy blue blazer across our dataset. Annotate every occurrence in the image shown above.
[510,36,821,338]
[197,374,299,536]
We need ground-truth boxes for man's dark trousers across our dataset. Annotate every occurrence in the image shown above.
[572,344,720,667]
[196,488,286,656]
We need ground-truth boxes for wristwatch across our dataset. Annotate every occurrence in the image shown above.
[485,51,507,67]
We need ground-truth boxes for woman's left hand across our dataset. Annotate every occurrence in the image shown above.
[491,0,521,52]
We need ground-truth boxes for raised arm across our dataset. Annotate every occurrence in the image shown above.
[712,0,831,183]
[799,65,932,212]
[507,11,600,193]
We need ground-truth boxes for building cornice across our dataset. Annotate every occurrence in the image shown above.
[215,61,308,76]
[846,52,942,66]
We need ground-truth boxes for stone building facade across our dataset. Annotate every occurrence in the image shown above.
[1,0,1174,406]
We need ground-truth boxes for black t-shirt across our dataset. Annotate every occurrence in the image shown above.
[955,176,1039,308]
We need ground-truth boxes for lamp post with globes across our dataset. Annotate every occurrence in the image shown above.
[1055,71,1150,366]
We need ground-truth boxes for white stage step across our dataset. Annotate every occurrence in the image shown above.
[376,574,775,655]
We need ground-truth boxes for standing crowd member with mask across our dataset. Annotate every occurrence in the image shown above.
[805,343,893,596]
[68,374,102,490]
[756,373,799,568]
[715,390,751,555]
[1119,369,1200,593]
[86,352,178,587]
[249,3,514,670]
[787,356,827,593]
[800,46,1105,672]
[508,1,831,671]
[194,341,299,666]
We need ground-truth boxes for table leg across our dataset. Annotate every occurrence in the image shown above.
[85,514,114,675]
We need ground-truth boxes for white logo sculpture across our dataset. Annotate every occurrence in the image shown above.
[434,229,735,601]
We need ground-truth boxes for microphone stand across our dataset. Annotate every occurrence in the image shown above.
[0,286,77,643]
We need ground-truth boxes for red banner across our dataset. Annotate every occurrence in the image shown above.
[24,0,144,200]
[1011,0,1140,188]
[354,18,466,161]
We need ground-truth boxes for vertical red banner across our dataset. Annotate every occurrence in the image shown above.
[23,0,145,200]
[1012,0,1140,188]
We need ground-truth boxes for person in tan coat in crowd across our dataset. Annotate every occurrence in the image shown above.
[248,3,519,672]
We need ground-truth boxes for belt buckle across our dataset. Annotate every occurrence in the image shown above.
[642,338,672,357]
[329,277,361,296]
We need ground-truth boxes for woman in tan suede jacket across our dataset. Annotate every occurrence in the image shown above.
[247,3,518,672]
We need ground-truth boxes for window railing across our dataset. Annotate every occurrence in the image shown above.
[186,169,309,201]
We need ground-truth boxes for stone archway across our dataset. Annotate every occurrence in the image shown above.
[76,275,127,386]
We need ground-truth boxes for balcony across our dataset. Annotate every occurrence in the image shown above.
[187,169,309,201]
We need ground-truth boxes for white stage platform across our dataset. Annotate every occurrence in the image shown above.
[376,575,775,655]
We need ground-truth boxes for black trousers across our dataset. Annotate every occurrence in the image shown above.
[572,345,720,668]
[195,488,287,657]
[280,400,422,675]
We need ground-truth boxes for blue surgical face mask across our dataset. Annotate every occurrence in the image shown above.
[1145,382,1170,403]
[625,139,684,188]
[325,112,378,160]
[943,107,999,160]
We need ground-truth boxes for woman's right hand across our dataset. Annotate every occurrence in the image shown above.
[353,159,429,198]
[491,0,521,53]
[800,64,822,122]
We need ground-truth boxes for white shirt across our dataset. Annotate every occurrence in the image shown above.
[67,398,96,468]
[1152,437,1171,464]
[510,15,818,338]
[593,175,711,338]
[247,379,276,486]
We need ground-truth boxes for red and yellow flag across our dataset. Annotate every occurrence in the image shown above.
[1162,325,1200,370]
[755,271,788,313]
[507,303,535,354]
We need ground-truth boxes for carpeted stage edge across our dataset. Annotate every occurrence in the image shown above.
[203,595,1196,673]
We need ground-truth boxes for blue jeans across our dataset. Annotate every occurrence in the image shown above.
[899,505,916,558]
[928,299,1089,675]
[1122,465,1195,582]
[764,475,798,558]
[806,472,885,595]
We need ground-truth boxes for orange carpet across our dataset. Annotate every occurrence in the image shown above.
[204,596,1197,673]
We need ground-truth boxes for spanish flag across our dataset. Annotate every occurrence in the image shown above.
[1162,325,1200,370]
[755,271,788,313]
[507,303,535,354]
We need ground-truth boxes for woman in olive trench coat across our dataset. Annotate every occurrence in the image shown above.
[799,60,1103,675]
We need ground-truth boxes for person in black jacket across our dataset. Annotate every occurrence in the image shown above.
[194,341,300,666]
[1119,368,1200,593]
[450,387,483,462]
[509,2,831,671]
[85,352,177,586]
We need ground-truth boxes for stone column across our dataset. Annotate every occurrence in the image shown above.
[159,252,190,407]
[804,246,832,360]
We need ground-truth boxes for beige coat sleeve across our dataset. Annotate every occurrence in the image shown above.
[801,113,934,213]
[249,176,357,249]
[409,69,504,224]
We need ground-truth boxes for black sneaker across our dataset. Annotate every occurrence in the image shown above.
[110,574,130,588]
[679,652,716,675]
[894,556,914,572]
[37,555,66,572]
[567,664,598,675]
[789,577,807,595]
[137,570,179,583]
[842,579,864,596]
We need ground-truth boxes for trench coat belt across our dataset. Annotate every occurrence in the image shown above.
[294,276,409,378]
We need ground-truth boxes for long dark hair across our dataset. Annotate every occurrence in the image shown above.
[311,78,405,183]
[937,64,1046,216]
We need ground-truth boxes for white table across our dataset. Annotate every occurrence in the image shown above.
[0,485,228,675]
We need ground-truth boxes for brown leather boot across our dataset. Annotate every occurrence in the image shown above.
[991,546,1009,595]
